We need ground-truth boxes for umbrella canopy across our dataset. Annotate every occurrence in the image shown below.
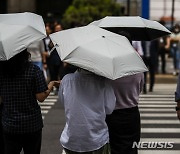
[89,16,171,41]
[0,12,46,60]
[50,25,148,80]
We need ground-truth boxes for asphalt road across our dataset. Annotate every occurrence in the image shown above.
[41,96,64,154]
[39,56,180,154]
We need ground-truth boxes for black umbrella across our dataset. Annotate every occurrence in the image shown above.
[89,16,171,41]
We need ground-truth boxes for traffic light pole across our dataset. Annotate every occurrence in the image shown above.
[171,0,175,28]
[141,0,150,19]
[127,0,130,16]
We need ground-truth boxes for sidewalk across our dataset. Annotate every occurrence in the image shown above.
[155,73,178,84]
[151,56,178,84]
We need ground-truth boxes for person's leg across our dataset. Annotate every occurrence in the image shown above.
[174,48,178,70]
[173,48,178,72]
[143,72,147,94]
[142,57,149,94]
[161,51,166,74]
[3,132,22,154]
[0,132,4,154]
[23,130,42,154]
[148,59,156,92]
[171,47,176,69]
[106,107,140,154]
[0,112,4,154]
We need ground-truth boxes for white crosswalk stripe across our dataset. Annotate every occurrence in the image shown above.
[138,84,180,153]
[38,92,58,119]
[42,85,180,154]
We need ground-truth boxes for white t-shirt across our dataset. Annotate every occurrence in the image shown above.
[58,70,116,152]
[27,40,45,62]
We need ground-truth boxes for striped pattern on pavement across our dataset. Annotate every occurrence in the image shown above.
[139,84,180,153]
[44,84,180,154]
[38,92,58,119]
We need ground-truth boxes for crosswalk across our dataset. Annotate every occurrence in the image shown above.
[139,84,180,154]
[39,92,58,120]
[39,84,180,154]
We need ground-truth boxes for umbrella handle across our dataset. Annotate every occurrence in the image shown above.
[49,44,58,54]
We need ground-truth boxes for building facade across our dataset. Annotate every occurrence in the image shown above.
[6,0,36,13]
[1,0,180,23]
[116,0,142,16]
[0,0,72,21]
[117,0,180,22]
[150,0,180,21]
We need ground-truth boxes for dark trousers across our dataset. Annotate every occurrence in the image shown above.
[143,57,156,92]
[64,143,110,154]
[49,64,60,81]
[158,48,166,74]
[0,114,4,154]
[3,130,42,154]
[106,106,140,154]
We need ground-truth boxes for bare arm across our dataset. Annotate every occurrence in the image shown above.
[36,81,60,102]
[165,37,171,49]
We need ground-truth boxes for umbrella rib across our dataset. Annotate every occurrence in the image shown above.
[64,56,111,79]
[105,36,133,51]
[102,37,116,78]
[0,41,6,60]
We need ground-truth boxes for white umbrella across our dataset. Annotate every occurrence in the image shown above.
[0,12,46,60]
[89,16,171,41]
[50,25,148,80]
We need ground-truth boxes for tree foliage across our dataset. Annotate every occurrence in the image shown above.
[61,0,123,29]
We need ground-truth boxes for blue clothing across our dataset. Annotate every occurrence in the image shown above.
[171,46,180,69]
[58,70,116,152]
[32,61,43,70]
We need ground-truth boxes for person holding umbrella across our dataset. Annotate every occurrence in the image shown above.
[89,17,170,154]
[106,73,144,154]
[58,68,116,154]
[0,12,60,154]
[0,97,4,154]
[50,25,147,154]
[0,50,60,154]
[105,31,144,154]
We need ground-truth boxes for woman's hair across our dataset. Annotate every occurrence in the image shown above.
[0,49,30,77]
[172,24,180,34]
[159,20,165,26]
